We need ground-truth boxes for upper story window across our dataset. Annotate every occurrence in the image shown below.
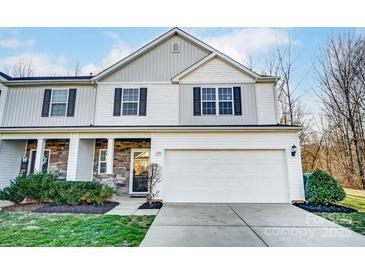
[201,87,233,115]
[122,88,139,115]
[50,89,68,116]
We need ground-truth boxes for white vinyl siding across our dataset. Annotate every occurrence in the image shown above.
[0,140,26,189]
[94,83,179,125]
[1,85,95,127]
[180,57,255,84]
[101,35,210,82]
[256,83,277,124]
[150,131,305,202]
[76,139,95,181]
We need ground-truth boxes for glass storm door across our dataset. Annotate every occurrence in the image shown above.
[129,149,150,194]
[29,149,50,174]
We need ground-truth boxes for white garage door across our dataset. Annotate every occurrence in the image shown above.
[164,149,289,203]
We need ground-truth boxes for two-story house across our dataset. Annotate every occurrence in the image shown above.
[0,28,304,203]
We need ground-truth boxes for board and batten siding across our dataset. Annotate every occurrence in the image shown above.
[76,139,95,181]
[179,57,255,84]
[0,140,26,188]
[101,35,210,82]
[255,83,277,124]
[150,131,305,202]
[94,83,179,125]
[1,85,95,127]
[179,83,257,125]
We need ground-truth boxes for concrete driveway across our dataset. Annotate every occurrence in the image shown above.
[141,203,365,247]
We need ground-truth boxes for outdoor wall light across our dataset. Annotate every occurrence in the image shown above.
[291,145,297,157]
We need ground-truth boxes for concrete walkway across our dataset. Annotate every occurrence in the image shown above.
[141,203,365,247]
[105,197,159,216]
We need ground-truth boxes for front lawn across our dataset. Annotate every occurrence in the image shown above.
[0,212,154,247]
[338,188,365,212]
[317,212,365,236]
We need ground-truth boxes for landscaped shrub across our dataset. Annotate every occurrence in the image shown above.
[306,169,346,206]
[0,179,25,204]
[0,173,114,205]
[50,181,114,205]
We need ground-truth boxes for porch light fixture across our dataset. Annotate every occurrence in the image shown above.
[291,145,297,157]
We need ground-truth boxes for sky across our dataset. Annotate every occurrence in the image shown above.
[0,27,361,116]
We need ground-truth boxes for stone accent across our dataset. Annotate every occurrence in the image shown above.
[25,139,69,179]
[93,139,151,195]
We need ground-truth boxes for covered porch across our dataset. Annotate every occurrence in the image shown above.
[0,133,151,196]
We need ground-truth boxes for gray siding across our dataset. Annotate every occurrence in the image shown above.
[0,140,26,188]
[76,139,94,181]
[1,85,95,127]
[102,35,210,82]
[179,84,258,125]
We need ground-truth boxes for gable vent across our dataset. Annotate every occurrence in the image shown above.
[171,42,180,53]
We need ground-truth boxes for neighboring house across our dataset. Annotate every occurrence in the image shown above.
[0,28,304,203]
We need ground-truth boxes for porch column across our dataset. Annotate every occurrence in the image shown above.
[106,138,114,174]
[34,138,45,173]
[66,133,80,181]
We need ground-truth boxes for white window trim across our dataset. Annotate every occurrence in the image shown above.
[50,88,69,117]
[201,86,234,116]
[121,88,140,116]
[98,149,108,174]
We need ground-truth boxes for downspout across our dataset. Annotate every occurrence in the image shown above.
[91,80,97,126]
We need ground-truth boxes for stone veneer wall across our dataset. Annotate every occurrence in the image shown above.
[93,139,151,195]
[25,139,69,179]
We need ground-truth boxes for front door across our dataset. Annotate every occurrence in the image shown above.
[129,149,150,194]
[28,149,50,174]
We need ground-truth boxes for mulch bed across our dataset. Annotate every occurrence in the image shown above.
[33,202,119,214]
[138,201,163,209]
[295,202,357,213]
[2,203,44,212]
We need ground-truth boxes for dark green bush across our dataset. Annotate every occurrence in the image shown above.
[306,169,346,205]
[50,181,114,205]
[0,179,25,204]
[0,173,114,205]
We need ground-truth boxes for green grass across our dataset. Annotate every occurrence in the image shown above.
[317,212,365,236]
[338,188,365,212]
[0,212,154,247]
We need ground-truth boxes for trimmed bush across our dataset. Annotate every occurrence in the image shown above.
[0,173,114,205]
[0,179,25,204]
[51,181,114,206]
[306,169,346,206]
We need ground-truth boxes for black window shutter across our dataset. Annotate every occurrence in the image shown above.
[139,88,147,116]
[233,86,242,115]
[193,87,201,116]
[41,89,52,117]
[113,88,122,116]
[67,89,77,117]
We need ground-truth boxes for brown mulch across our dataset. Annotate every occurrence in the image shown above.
[1,203,45,212]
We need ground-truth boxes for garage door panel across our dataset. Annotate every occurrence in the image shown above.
[164,150,289,203]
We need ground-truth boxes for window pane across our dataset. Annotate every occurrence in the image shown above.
[100,150,107,161]
[50,103,66,116]
[219,102,233,115]
[122,102,138,115]
[218,88,233,100]
[202,102,216,115]
[123,89,139,102]
[202,88,216,100]
[52,90,68,103]
[100,163,107,174]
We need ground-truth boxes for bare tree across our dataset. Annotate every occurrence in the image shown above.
[74,60,80,76]
[146,163,161,205]
[316,33,365,189]
[3,59,34,77]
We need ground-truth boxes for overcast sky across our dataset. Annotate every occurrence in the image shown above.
[0,27,361,116]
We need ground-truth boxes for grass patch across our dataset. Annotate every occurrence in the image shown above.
[317,212,365,236]
[0,212,154,247]
[338,188,365,212]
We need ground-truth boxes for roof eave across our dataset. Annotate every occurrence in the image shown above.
[3,79,93,87]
